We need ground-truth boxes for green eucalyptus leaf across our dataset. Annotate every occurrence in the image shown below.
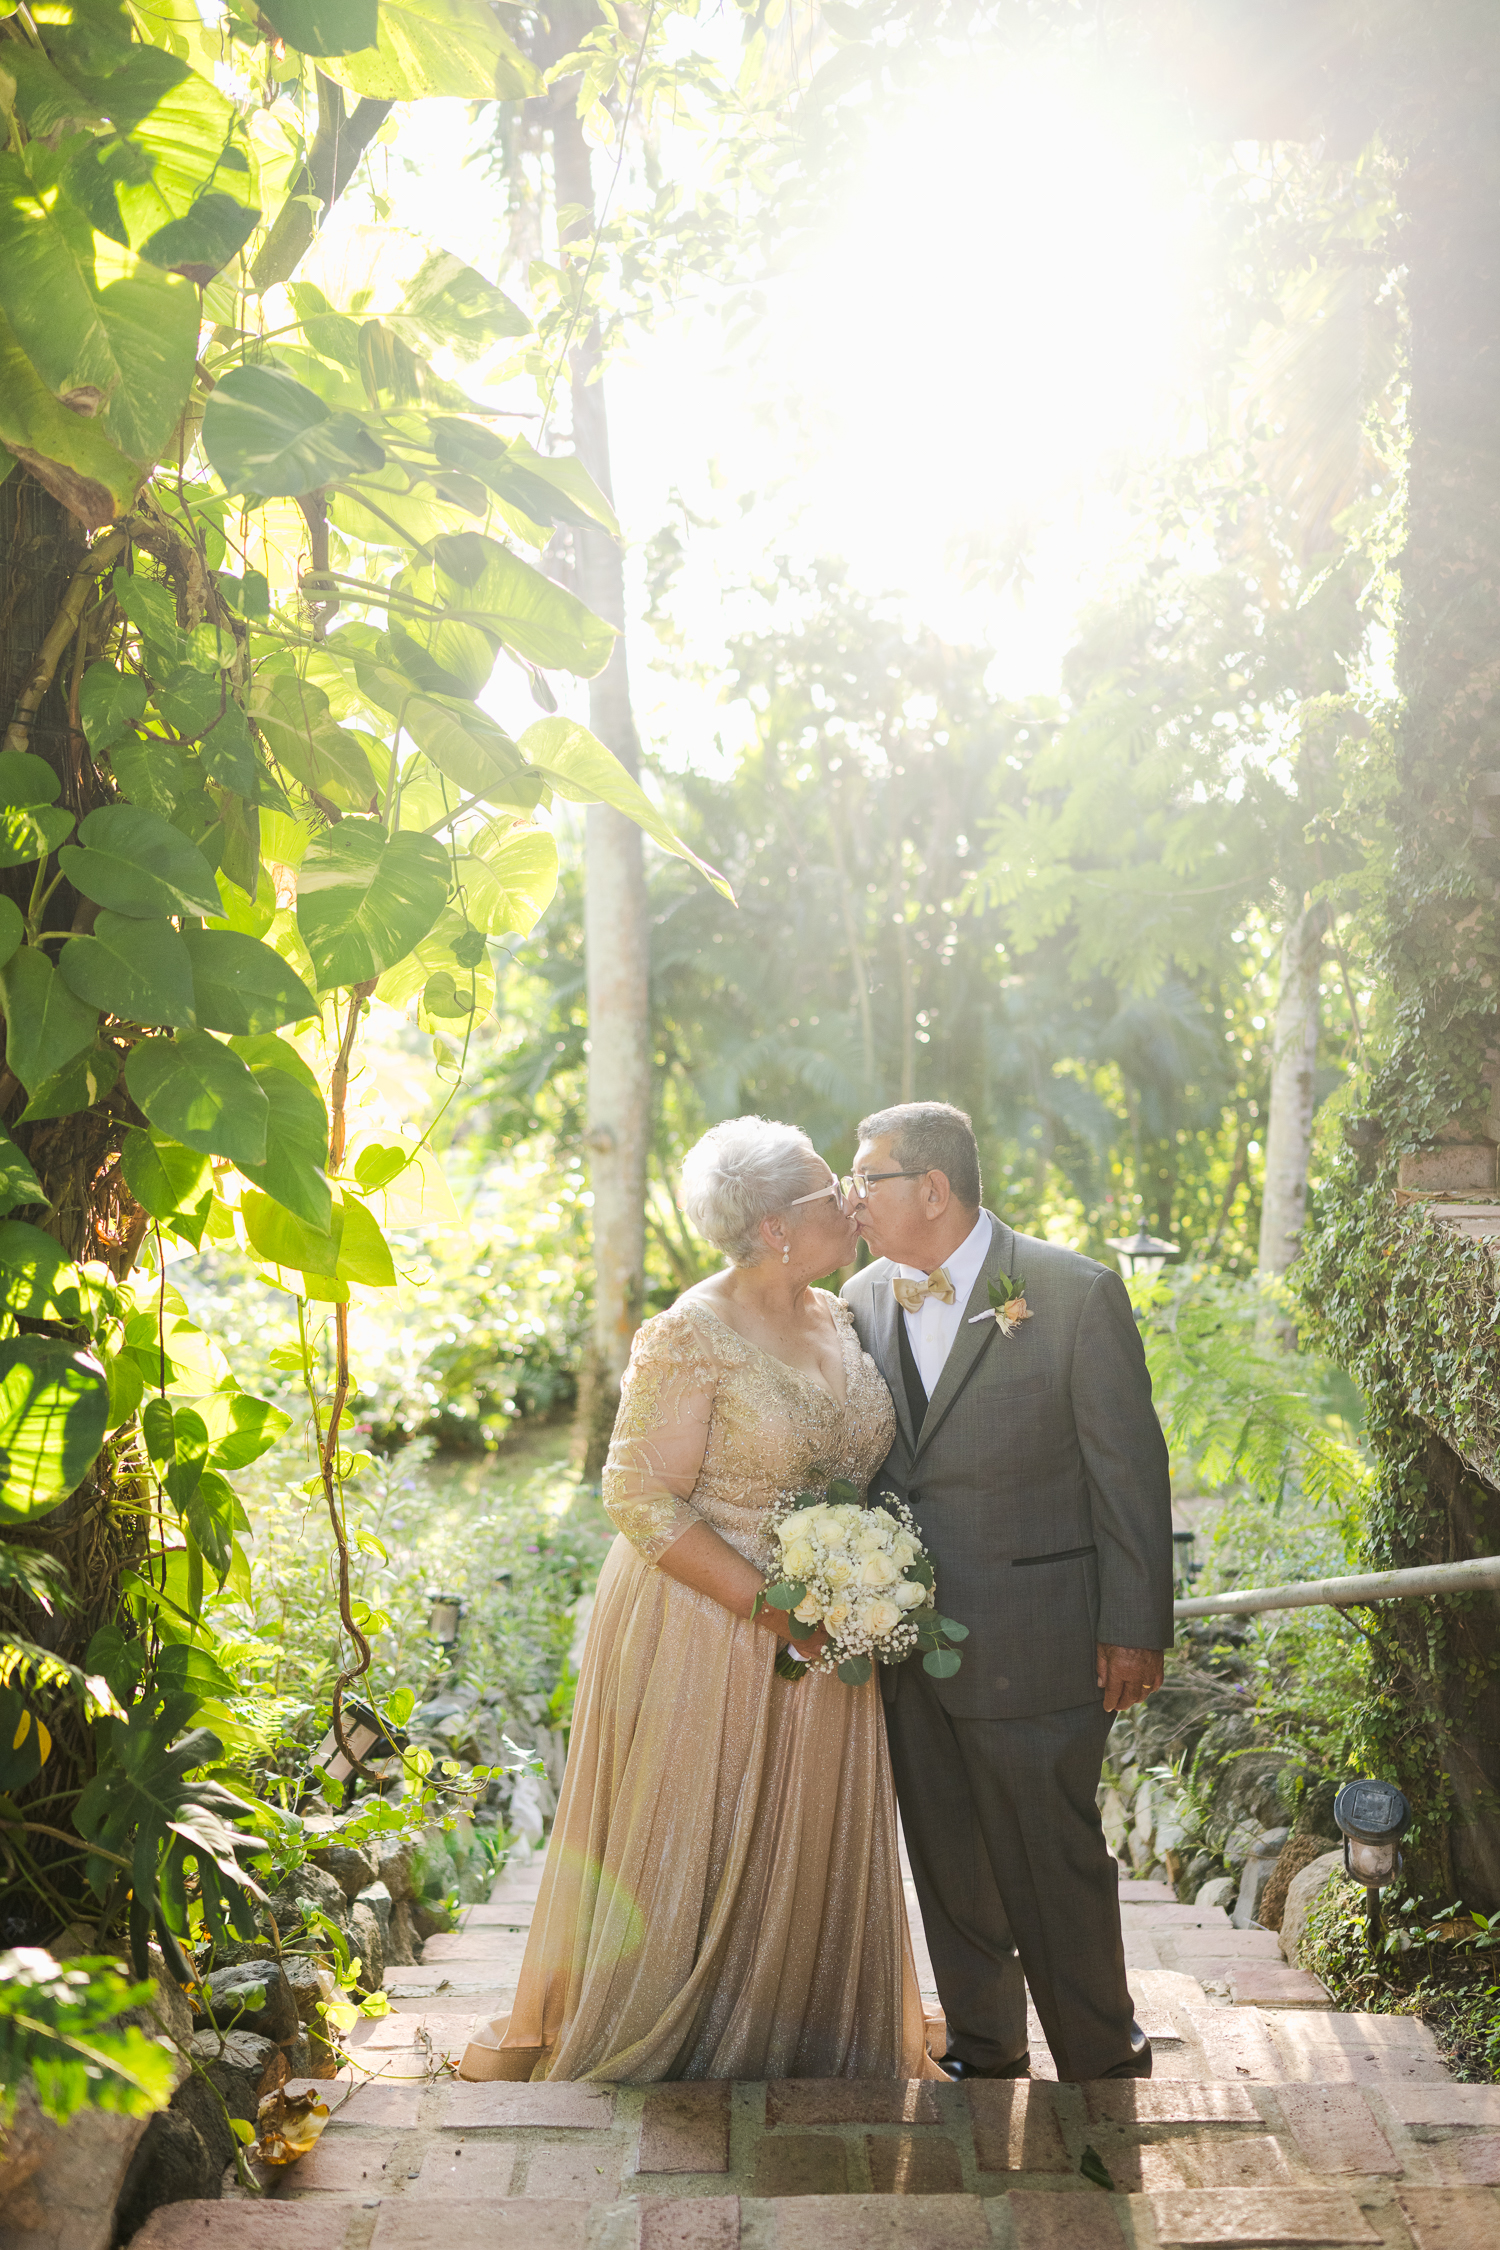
[79,664,148,757]
[124,1033,269,1168]
[295,818,448,989]
[922,1648,964,1678]
[0,1339,110,1523]
[201,364,385,497]
[180,929,315,1035]
[59,805,220,920]
[0,949,99,1093]
[836,1654,874,1686]
[522,718,734,899]
[59,912,195,1028]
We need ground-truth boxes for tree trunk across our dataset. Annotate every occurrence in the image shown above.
[1258,901,1327,1287]
[550,97,652,1481]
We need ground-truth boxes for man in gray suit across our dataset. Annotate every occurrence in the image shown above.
[841,1101,1173,2083]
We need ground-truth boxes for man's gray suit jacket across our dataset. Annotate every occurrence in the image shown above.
[841,1213,1174,1721]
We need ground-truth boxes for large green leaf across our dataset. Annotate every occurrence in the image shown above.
[336,1193,394,1286]
[0,749,76,868]
[399,697,541,809]
[0,1339,109,1523]
[0,303,143,528]
[0,1128,45,1218]
[321,0,542,101]
[0,150,199,465]
[119,1128,213,1248]
[395,532,615,678]
[395,255,530,362]
[241,1187,341,1277]
[60,804,220,920]
[296,818,449,989]
[0,948,100,1093]
[522,718,734,897]
[250,673,378,807]
[78,663,148,756]
[180,929,315,1035]
[124,1033,269,1169]
[0,1950,177,2127]
[140,192,259,286]
[0,1221,88,1324]
[201,364,385,498]
[59,912,195,1027]
[455,821,559,935]
[257,0,379,56]
[0,898,22,972]
[16,1044,120,1124]
[231,1064,331,1231]
[431,422,618,534]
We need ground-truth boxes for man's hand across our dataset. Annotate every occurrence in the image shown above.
[1096,1644,1164,1713]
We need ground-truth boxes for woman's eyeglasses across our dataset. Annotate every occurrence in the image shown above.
[788,1168,928,1209]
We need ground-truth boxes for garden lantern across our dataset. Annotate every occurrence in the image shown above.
[311,1701,408,1786]
[1172,1528,1199,1591]
[1335,1777,1410,1951]
[1104,1226,1180,1280]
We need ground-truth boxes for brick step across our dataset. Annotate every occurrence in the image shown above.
[125,2076,1500,2245]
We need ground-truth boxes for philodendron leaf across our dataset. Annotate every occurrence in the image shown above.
[320,0,543,102]
[295,818,448,989]
[17,1044,121,1124]
[0,1338,110,1522]
[140,192,260,285]
[230,1066,331,1232]
[0,750,75,867]
[397,532,615,678]
[396,255,530,361]
[522,718,734,899]
[201,363,385,497]
[0,949,99,1092]
[59,913,195,1028]
[0,1221,88,1324]
[0,899,21,970]
[60,805,221,920]
[0,1129,45,1218]
[454,822,558,935]
[335,1194,395,1287]
[241,1187,341,1278]
[119,1129,213,1242]
[124,1033,269,1169]
[431,422,617,533]
[180,929,316,1036]
[78,664,149,757]
[257,0,378,55]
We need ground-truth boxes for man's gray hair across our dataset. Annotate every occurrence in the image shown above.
[680,1116,826,1266]
[857,1101,982,1208]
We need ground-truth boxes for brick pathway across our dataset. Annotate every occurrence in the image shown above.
[130,1864,1500,2250]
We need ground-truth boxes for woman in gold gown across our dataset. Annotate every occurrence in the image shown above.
[460,1117,935,2084]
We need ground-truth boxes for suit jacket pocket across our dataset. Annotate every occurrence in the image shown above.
[1013,1542,1097,1568]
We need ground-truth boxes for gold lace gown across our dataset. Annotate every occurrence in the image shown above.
[461,1294,934,2083]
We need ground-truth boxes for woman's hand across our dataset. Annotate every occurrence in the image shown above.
[786,1622,830,1663]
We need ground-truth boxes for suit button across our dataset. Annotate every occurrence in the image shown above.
[908,1488,921,1506]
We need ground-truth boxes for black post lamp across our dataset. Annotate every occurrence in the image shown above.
[1105,1226,1181,1280]
[1172,1528,1199,1594]
[427,1592,463,1646]
[1334,1778,1410,1954]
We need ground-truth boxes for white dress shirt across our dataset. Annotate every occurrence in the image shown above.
[893,1210,993,1398]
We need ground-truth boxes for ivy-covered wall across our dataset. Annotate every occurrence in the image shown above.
[1299,32,1500,1911]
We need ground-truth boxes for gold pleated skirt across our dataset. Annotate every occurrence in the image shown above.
[460,1534,936,2083]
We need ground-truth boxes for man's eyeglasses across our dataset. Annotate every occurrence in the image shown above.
[788,1169,928,1208]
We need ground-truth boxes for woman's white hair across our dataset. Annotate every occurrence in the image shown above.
[680,1116,826,1266]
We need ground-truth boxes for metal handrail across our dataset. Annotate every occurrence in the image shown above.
[1174,1553,1500,1620]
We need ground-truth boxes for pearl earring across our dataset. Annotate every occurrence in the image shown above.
[782,1241,791,1264]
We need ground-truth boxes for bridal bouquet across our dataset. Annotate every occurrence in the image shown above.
[753,1478,968,1686]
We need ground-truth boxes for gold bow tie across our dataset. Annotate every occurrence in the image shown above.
[893,1267,956,1314]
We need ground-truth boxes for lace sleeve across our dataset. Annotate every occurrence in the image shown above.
[602,1306,718,1564]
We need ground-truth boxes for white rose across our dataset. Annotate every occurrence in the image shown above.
[859,1552,900,1587]
[866,1507,897,1534]
[817,1505,859,1544]
[851,1523,886,1557]
[793,1593,823,1624]
[894,1581,927,1610]
[823,1601,851,1632]
[862,1598,902,1635]
[890,1533,920,1568]
[824,1556,854,1589]
[782,1539,816,1577]
[779,1507,817,1539]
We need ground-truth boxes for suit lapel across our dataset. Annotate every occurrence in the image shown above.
[868,1269,917,1455]
[913,1213,1015,1462]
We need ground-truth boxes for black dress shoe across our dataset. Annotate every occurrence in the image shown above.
[937,2053,1030,2080]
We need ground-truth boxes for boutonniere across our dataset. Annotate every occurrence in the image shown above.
[969,1272,1033,1336]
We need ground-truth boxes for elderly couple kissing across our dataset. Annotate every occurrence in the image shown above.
[462,1100,1173,2089]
